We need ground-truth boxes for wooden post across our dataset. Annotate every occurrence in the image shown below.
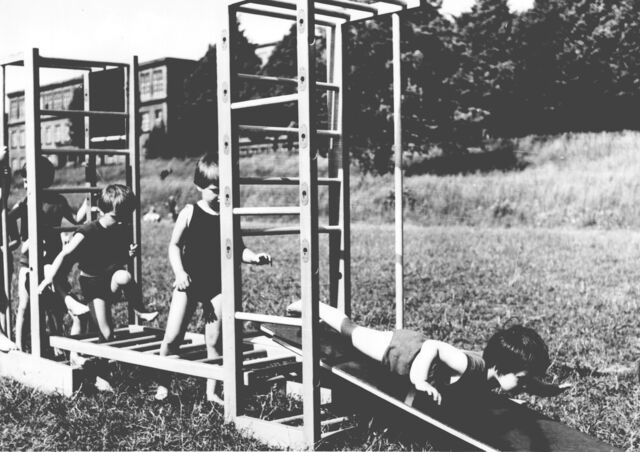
[128,57,142,325]
[0,64,11,338]
[297,0,321,446]
[392,13,404,330]
[217,2,243,422]
[24,48,44,357]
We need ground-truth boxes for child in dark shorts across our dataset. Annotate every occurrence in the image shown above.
[287,301,571,405]
[11,156,88,352]
[39,184,157,356]
[155,154,272,402]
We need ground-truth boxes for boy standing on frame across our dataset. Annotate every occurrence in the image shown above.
[155,154,272,402]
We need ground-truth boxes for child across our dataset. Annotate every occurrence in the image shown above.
[0,146,17,352]
[38,184,157,349]
[155,154,271,402]
[11,156,89,352]
[287,301,571,403]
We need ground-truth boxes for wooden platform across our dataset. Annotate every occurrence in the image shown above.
[0,350,82,396]
[49,325,298,384]
[260,323,620,452]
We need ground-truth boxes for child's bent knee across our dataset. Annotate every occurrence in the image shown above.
[111,270,132,286]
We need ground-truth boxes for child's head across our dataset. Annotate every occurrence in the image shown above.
[483,325,550,391]
[98,184,137,220]
[194,154,219,203]
[21,156,55,188]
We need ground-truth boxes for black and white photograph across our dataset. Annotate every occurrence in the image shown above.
[0,0,636,450]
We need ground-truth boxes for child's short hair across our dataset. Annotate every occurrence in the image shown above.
[483,325,550,377]
[98,184,137,218]
[194,154,219,189]
[22,156,55,187]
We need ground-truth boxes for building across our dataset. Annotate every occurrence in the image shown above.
[7,77,83,170]
[5,57,197,168]
[138,57,197,156]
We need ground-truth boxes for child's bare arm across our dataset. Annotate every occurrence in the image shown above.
[61,197,80,225]
[241,247,271,265]
[409,340,469,405]
[168,206,191,290]
[37,233,84,293]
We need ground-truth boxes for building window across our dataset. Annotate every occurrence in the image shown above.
[53,92,63,110]
[63,89,72,109]
[46,126,52,145]
[140,71,151,100]
[141,112,150,132]
[10,131,17,149]
[19,129,25,148]
[155,109,163,121]
[44,94,53,109]
[54,125,61,143]
[9,101,18,121]
[152,69,165,97]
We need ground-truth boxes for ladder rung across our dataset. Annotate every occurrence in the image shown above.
[377,0,409,7]
[41,109,128,118]
[239,124,341,137]
[43,186,102,194]
[103,334,159,347]
[242,356,298,371]
[159,343,207,358]
[317,0,378,14]
[237,6,340,27]
[38,56,127,71]
[233,206,299,216]
[239,177,340,186]
[235,312,302,326]
[237,74,340,92]
[250,0,351,20]
[232,94,298,110]
[242,225,341,236]
[41,148,130,156]
[52,226,78,233]
[194,348,267,364]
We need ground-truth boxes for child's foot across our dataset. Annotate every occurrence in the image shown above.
[206,380,223,405]
[65,295,90,316]
[155,385,169,401]
[95,376,114,393]
[285,300,302,316]
[0,334,17,352]
[135,310,159,322]
[70,352,89,369]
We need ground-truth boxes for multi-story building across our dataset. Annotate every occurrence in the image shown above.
[5,57,197,168]
[7,77,83,170]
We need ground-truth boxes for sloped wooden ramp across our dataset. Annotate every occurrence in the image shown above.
[260,323,621,452]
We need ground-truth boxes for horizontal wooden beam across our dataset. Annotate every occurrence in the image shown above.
[41,109,127,118]
[242,225,340,236]
[40,148,130,156]
[239,176,340,186]
[43,186,102,194]
[38,56,127,71]
[237,73,339,92]
[232,94,298,110]
[237,5,340,27]
[235,312,302,326]
[233,206,300,216]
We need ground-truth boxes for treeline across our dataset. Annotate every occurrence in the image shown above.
[174,0,640,173]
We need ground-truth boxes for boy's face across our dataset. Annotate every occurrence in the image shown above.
[495,370,528,393]
[198,182,219,204]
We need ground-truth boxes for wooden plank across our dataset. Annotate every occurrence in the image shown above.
[40,109,127,118]
[392,13,404,329]
[49,335,225,380]
[102,334,159,347]
[239,177,340,186]
[297,0,321,445]
[194,348,267,364]
[237,6,340,27]
[234,415,307,450]
[231,93,298,110]
[38,56,127,70]
[0,350,79,396]
[0,64,11,338]
[43,186,103,194]
[24,48,44,357]
[233,206,299,216]
[217,1,244,422]
[128,57,142,326]
[235,312,302,326]
[40,148,129,156]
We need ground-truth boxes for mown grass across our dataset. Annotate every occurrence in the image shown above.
[0,223,637,450]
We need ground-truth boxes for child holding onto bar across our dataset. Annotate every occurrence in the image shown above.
[38,184,157,365]
[287,301,571,403]
[12,156,90,352]
[0,145,18,352]
[155,154,271,402]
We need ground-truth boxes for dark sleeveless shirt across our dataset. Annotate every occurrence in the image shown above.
[182,204,222,290]
[74,220,130,275]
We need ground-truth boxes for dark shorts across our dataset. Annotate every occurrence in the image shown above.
[79,273,114,304]
[381,329,426,376]
[184,278,220,323]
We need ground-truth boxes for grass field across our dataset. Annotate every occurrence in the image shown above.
[0,223,637,450]
[0,131,638,450]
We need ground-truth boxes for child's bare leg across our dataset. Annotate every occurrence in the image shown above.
[287,300,392,363]
[15,267,29,351]
[205,294,223,404]
[88,298,114,342]
[69,314,89,367]
[156,289,196,400]
[111,270,158,321]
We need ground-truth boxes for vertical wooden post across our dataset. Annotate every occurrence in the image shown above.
[0,64,11,338]
[128,57,142,325]
[24,48,44,357]
[392,13,404,330]
[217,2,243,422]
[327,24,339,308]
[297,0,321,446]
